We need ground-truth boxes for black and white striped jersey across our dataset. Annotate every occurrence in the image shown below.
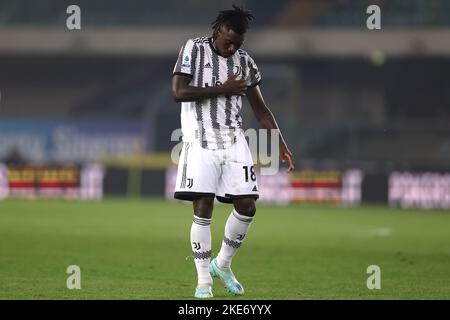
[173,37,261,150]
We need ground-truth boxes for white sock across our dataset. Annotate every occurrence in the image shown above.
[217,209,254,269]
[190,215,212,286]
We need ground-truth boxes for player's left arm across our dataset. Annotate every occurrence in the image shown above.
[246,85,295,172]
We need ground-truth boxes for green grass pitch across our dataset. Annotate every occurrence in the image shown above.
[0,199,449,299]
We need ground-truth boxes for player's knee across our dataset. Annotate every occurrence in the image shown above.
[193,197,215,219]
[233,199,256,217]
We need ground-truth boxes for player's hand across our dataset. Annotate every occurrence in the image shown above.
[279,144,295,173]
[220,73,247,96]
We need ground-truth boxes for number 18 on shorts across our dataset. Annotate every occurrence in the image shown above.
[174,134,259,203]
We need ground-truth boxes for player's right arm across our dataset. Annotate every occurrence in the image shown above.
[172,39,246,102]
[172,73,246,102]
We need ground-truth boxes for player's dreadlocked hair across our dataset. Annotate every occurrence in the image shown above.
[212,5,254,38]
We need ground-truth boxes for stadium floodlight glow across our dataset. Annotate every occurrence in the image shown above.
[369,50,386,66]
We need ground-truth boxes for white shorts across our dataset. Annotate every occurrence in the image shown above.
[174,133,259,203]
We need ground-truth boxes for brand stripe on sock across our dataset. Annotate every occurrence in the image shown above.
[193,220,210,226]
[192,250,211,260]
[193,215,211,226]
[223,236,242,249]
[232,211,253,223]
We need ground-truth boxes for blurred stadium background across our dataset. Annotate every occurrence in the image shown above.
[1,0,450,207]
[0,0,449,299]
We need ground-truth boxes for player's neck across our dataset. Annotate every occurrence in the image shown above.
[209,37,225,58]
[211,38,219,52]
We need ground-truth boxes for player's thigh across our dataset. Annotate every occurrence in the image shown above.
[175,142,220,195]
[219,135,259,201]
